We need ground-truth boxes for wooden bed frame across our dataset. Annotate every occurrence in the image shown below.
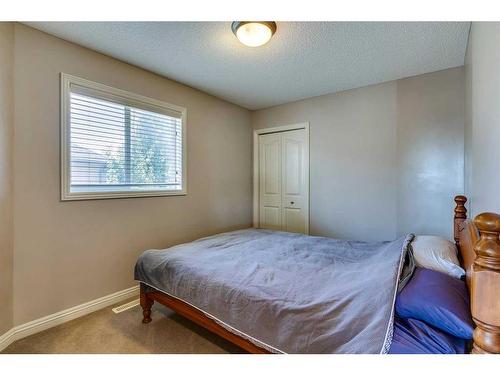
[140,195,500,354]
[454,196,500,354]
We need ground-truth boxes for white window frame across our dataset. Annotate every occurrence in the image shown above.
[60,73,187,201]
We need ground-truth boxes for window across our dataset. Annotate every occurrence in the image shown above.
[61,73,186,200]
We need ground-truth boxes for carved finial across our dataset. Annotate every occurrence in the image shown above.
[473,213,500,270]
[475,212,500,232]
[454,195,468,248]
[454,195,467,218]
[471,212,500,354]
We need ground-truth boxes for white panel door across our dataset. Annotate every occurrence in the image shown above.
[259,133,282,230]
[281,129,308,234]
[258,128,309,234]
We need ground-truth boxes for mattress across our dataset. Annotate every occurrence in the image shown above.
[135,228,414,353]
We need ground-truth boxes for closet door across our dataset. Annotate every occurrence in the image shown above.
[281,129,308,234]
[259,133,282,230]
[258,128,309,234]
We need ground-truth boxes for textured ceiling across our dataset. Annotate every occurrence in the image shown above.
[25,22,470,110]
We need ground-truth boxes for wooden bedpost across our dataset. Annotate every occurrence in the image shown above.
[471,213,500,354]
[140,283,154,324]
[454,195,467,248]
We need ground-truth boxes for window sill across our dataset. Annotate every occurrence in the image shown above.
[61,189,187,201]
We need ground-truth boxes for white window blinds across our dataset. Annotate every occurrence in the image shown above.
[61,74,186,200]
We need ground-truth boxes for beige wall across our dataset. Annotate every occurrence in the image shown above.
[253,82,398,241]
[252,68,465,241]
[0,22,14,335]
[12,24,253,325]
[464,23,500,216]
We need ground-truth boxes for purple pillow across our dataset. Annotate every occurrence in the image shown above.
[390,317,469,354]
[395,267,474,339]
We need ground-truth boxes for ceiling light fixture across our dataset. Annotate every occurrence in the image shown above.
[231,21,277,47]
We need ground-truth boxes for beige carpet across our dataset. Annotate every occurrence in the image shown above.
[1,299,245,354]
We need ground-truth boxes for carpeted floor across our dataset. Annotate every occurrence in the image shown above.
[1,299,245,354]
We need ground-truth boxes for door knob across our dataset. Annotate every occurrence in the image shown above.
[290,201,295,205]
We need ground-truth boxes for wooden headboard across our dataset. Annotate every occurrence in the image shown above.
[454,195,500,354]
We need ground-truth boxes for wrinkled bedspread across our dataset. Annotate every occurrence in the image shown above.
[134,229,414,353]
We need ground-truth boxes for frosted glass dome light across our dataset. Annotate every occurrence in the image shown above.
[231,22,277,47]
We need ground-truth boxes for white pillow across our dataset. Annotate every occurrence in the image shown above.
[411,235,465,279]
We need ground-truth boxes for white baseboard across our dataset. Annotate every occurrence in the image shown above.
[0,284,139,352]
[0,328,16,353]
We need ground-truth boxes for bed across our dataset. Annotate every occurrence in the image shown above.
[134,196,500,354]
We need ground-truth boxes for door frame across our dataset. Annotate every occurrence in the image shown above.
[253,122,310,233]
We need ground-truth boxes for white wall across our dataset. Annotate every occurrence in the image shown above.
[396,68,465,238]
[252,68,465,241]
[0,22,14,336]
[464,23,500,216]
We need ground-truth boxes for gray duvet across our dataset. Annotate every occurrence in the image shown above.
[134,229,414,354]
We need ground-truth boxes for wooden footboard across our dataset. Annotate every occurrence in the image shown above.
[139,284,271,354]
